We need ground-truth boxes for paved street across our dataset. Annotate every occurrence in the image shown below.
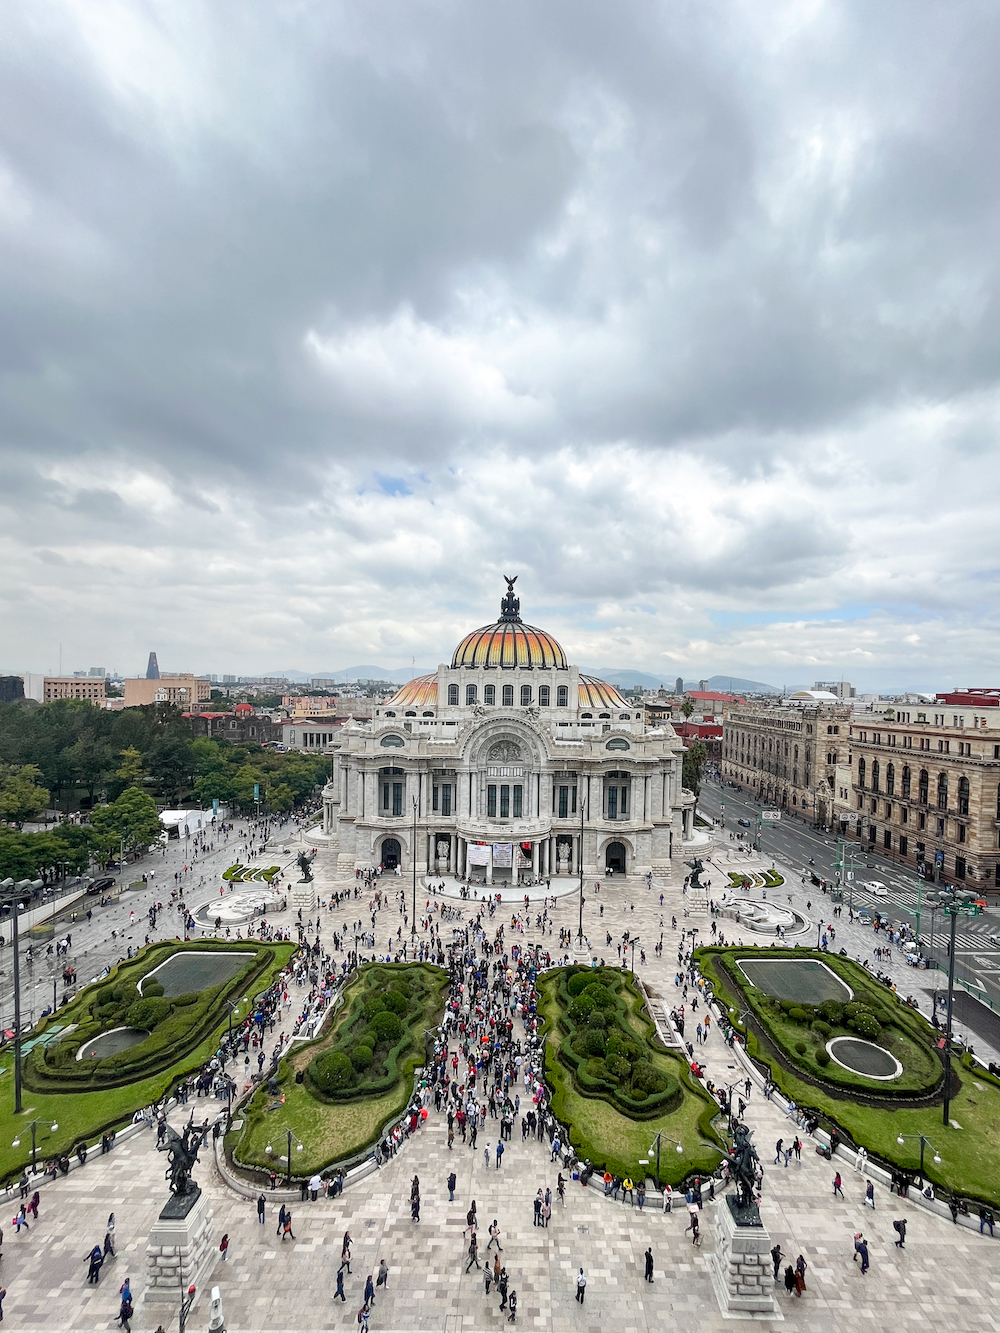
[0,830,996,1331]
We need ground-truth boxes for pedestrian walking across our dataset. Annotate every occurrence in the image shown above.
[488,1220,503,1252]
[466,1233,481,1272]
[644,1247,654,1282]
[448,1171,456,1201]
[498,1269,509,1310]
[496,1140,504,1168]
[576,1268,586,1303]
[117,1291,133,1331]
[833,1172,844,1198]
[794,1254,807,1295]
[358,1300,370,1332]
[86,1245,104,1284]
[219,1234,229,1261]
[864,1179,875,1209]
[335,1268,346,1302]
[770,1243,783,1280]
[0,1286,6,1322]
[281,1210,295,1241]
[309,1173,322,1201]
[893,1218,907,1248]
[783,1265,796,1294]
[277,1204,287,1237]
[376,1258,388,1291]
[508,1289,517,1322]
[257,1193,266,1224]
[342,1231,353,1273]
[484,1264,493,1296]
[774,1138,783,1165]
[364,1273,375,1307]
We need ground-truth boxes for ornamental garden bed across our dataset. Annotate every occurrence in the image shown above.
[24,938,295,1094]
[232,962,448,1177]
[698,943,1000,1207]
[700,946,941,1099]
[537,966,723,1183]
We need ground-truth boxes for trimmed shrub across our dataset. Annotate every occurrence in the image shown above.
[371,1010,403,1043]
[383,990,408,1016]
[848,1011,881,1039]
[312,1051,355,1092]
[815,1047,831,1066]
[142,981,165,998]
[363,994,387,1018]
[787,1007,811,1024]
[351,1046,373,1072]
[584,1029,607,1057]
[794,1041,808,1055]
[812,1019,833,1038]
[126,996,171,1030]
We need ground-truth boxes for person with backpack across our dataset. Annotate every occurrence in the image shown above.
[357,1301,370,1332]
[507,1288,517,1322]
[893,1218,907,1249]
[219,1234,230,1261]
[117,1290,133,1331]
[447,1171,457,1201]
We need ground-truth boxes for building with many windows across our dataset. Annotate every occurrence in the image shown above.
[837,688,1000,890]
[321,580,693,880]
[722,700,853,826]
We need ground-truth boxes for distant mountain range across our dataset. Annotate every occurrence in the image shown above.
[586,670,779,695]
[265,666,779,693]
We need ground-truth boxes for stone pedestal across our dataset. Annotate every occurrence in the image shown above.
[707,1196,781,1318]
[145,1189,215,1304]
[290,879,316,914]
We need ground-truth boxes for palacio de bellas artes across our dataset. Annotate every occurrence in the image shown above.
[320,578,697,887]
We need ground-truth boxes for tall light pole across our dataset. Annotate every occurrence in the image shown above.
[411,796,418,940]
[936,891,980,1127]
[577,787,587,944]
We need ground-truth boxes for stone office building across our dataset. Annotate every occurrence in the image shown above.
[320,580,694,881]
[839,688,1000,890]
[722,700,853,826]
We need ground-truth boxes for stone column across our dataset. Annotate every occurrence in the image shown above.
[531,841,539,877]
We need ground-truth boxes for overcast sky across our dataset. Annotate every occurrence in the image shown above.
[3,1,1000,691]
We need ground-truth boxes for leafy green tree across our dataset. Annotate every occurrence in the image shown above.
[0,764,50,827]
[90,787,162,858]
[682,740,707,795]
[115,746,146,789]
[65,736,115,805]
[0,829,39,880]
[265,782,295,814]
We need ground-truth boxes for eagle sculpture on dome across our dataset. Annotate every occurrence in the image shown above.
[500,575,521,622]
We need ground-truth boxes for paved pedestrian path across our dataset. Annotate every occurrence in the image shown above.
[0,844,995,1331]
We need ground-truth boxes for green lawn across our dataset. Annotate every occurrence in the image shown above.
[232,962,447,1178]
[0,942,295,1181]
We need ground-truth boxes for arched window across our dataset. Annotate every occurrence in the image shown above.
[858,758,866,788]
[901,766,911,798]
[918,769,928,803]
[937,772,948,810]
[958,775,970,816]
[502,684,514,707]
[447,685,459,706]
[871,760,880,793]
[581,712,593,719]
[886,763,895,796]
[557,685,568,707]
[521,685,532,706]
[466,684,477,705]
[384,710,396,717]
[539,686,550,707]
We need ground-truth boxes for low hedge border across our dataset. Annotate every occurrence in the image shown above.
[304,963,448,1102]
[697,946,945,1105]
[538,967,683,1119]
[24,939,296,1093]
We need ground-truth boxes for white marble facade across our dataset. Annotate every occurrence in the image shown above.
[322,581,694,882]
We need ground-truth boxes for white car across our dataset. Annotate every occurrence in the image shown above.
[862,880,889,897]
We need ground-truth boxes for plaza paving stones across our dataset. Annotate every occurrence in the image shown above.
[0,838,996,1331]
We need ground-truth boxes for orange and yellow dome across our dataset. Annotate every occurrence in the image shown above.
[451,622,567,670]
[385,674,438,709]
[578,675,628,709]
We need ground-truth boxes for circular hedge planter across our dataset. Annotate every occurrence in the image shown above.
[826,1036,902,1081]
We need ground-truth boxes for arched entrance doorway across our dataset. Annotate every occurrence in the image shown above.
[381,838,401,870]
[605,841,627,874]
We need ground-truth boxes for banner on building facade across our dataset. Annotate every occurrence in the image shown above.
[467,843,491,866]
[492,843,513,867]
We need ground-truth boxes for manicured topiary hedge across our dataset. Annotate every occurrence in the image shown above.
[538,967,682,1120]
[304,963,448,1103]
[24,939,295,1093]
[697,946,943,1100]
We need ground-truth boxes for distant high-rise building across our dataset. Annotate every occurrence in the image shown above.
[146,652,160,680]
[698,679,709,692]
[674,676,684,695]
[223,675,237,684]
[0,676,25,703]
[88,667,106,677]
[813,680,856,700]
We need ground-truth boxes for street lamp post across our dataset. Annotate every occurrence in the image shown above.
[178,1283,198,1333]
[895,1132,941,1183]
[646,1131,685,1189]
[936,892,980,1127]
[577,790,586,944]
[11,1117,59,1174]
[411,797,418,941]
[285,1127,303,1187]
[1,877,41,1115]
[629,937,640,973]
